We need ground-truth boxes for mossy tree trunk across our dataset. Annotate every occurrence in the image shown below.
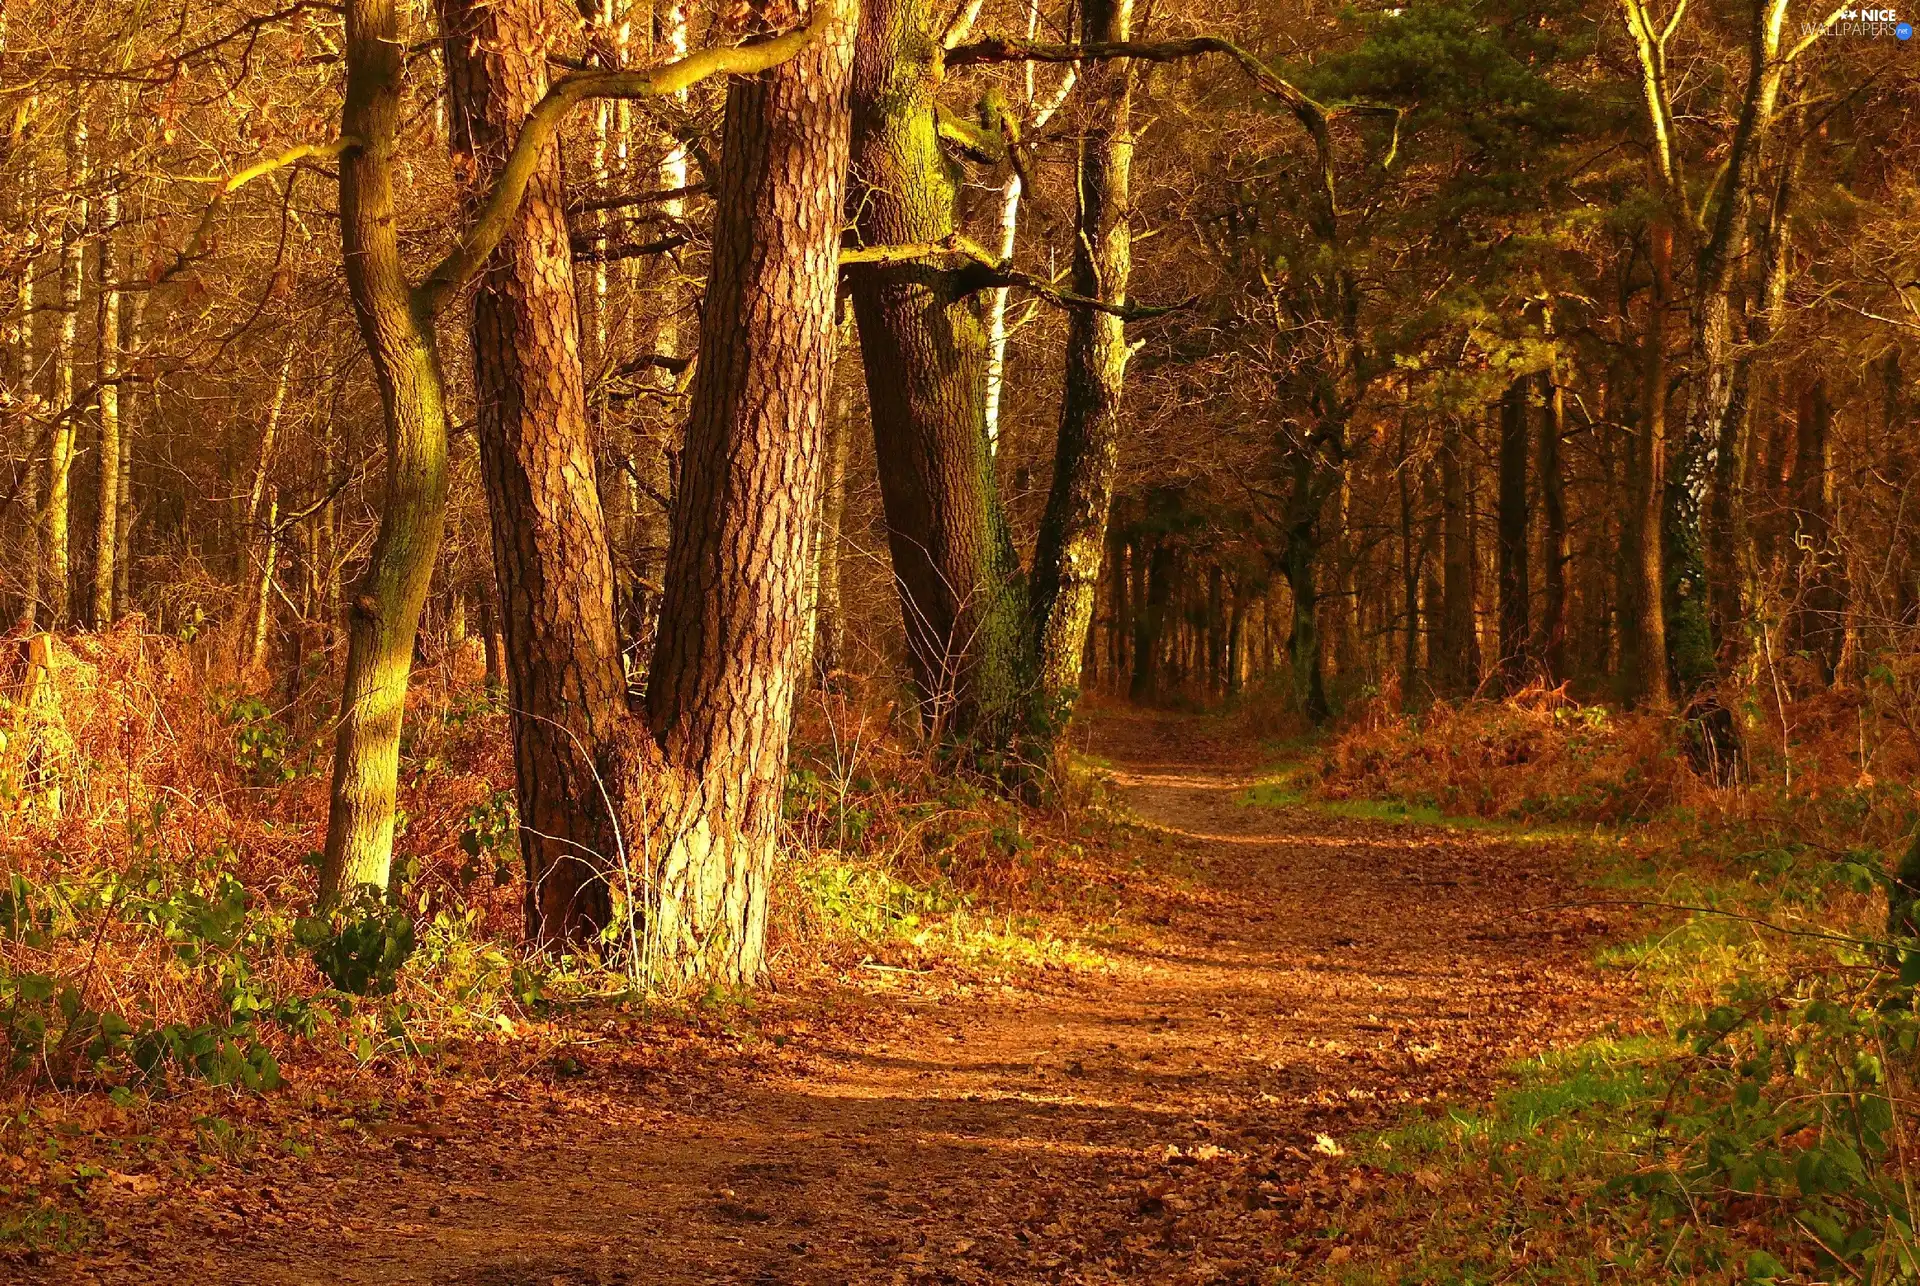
[845,0,1026,748]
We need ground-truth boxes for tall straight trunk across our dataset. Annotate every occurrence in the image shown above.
[1620,216,1671,709]
[320,0,455,898]
[42,109,86,627]
[1495,378,1530,690]
[630,4,855,982]
[1399,439,1421,708]
[243,351,292,670]
[1206,563,1225,695]
[439,0,631,939]
[1437,421,1478,696]
[1226,578,1247,698]
[846,0,1023,745]
[113,291,143,617]
[1282,526,1329,722]
[91,182,121,626]
[1537,366,1568,682]
[812,358,851,685]
[1106,515,1129,686]
[1788,377,1842,684]
[1026,0,1133,744]
[1130,537,1168,702]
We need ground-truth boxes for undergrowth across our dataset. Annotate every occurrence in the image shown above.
[1265,682,1920,1284]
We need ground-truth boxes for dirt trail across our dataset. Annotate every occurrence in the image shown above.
[100,712,1621,1285]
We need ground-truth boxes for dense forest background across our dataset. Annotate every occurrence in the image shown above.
[4,0,1920,1279]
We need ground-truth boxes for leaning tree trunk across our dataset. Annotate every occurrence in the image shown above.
[439,0,632,943]
[319,0,455,898]
[846,0,1025,747]
[626,0,855,984]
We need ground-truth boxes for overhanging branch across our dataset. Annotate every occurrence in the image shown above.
[840,235,1191,321]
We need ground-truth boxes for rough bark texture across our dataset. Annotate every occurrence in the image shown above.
[1025,0,1132,745]
[441,0,631,943]
[1495,378,1530,690]
[629,0,854,983]
[846,0,1025,746]
[320,0,455,898]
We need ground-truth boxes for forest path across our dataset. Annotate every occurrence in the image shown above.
[218,710,1619,1285]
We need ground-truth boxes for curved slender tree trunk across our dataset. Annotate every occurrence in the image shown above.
[92,183,121,627]
[1619,216,1670,710]
[320,0,454,897]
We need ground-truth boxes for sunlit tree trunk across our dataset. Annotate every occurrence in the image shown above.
[41,109,87,628]
[243,351,292,670]
[91,182,121,626]
[319,0,454,897]
[811,344,852,685]
[627,0,854,982]
[113,290,143,619]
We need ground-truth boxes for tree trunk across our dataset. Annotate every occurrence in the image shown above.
[1619,215,1671,709]
[1130,537,1168,702]
[1788,377,1843,685]
[1106,514,1129,687]
[1537,366,1568,683]
[1437,421,1478,696]
[1496,377,1530,690]
[439,0,631,940]
[1282,526,1329,723]
[91,182,121,627]
[243,352,292,671]
[629,1,855,982]
[114,291,143,618]
[1027,0,1133,747]
[41,109,87,628]
[319,0,455,899]
[847,0,1024,746]
[811,353,851,687]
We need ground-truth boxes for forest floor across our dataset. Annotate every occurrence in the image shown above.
[32,709,1640,1285]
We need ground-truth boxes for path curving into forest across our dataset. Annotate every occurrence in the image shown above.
[120,712,1624,1285]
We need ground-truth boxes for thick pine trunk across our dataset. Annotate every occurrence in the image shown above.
[846,0,1024,746]
[1495,378,1530,690]
[440,0,632,941]
[629,4,854,982]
